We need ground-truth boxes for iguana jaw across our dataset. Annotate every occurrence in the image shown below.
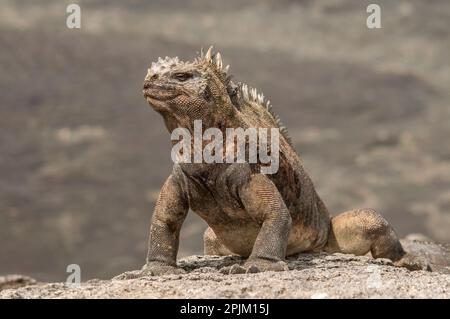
[143,81,182,111]
[143,80,181,98]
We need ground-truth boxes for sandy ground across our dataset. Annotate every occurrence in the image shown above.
[0,0,449,282]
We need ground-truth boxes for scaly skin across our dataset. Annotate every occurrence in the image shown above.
[134,47,423,276]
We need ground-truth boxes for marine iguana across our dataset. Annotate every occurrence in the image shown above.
[138,47,422,275]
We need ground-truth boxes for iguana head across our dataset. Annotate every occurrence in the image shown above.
[143,47,291,147]
[143,47,237,132]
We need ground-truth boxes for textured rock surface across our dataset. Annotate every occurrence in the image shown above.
[0,275,37,291]
[1,250,449,299]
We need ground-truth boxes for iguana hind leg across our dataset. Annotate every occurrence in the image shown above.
[324,208,423,270]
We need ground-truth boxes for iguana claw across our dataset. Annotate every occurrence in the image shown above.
[220,259,289,275]
[114,262,186,279]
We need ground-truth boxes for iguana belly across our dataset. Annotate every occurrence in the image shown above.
[201,211,329,257]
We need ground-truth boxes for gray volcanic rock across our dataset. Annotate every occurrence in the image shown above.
[400,239,450,273]
[0,275,37,291]
[1,241,449,299]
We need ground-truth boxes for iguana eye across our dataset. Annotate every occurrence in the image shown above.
[173,72,193,82]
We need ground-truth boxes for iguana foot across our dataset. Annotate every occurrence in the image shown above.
[142,261,186,276]
[114,261,186,279]
[220,259,289,275]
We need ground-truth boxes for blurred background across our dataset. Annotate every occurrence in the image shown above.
[0,0,449,281]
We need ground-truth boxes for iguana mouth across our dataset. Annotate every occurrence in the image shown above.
[143,81,181,101]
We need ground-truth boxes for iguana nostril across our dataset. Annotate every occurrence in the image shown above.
[145,68,159,82]
[145,75,158,82]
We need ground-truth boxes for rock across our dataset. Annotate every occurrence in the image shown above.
[400,238,450,273]
[0,275,38,291]
[1,250,449,299]
[404,233,433,242]
[1,237,448,298]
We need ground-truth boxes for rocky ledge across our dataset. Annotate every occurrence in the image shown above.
[1,239,449,299]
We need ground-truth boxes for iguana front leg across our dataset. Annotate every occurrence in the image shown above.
[118,174,189,279]
[222,174,292,274]
[143,174,189,275]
